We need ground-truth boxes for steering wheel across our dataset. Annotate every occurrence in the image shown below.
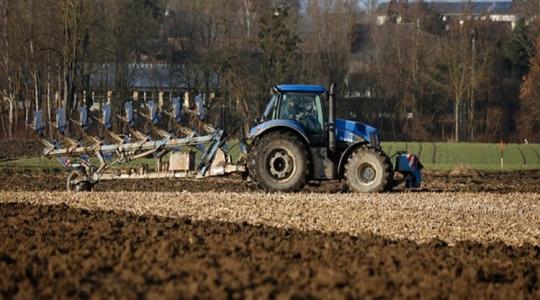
[298,106,322,132]
[297,105,315,119]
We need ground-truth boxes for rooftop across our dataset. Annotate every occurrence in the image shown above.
[379,1,515,15]
[275,84,327,93]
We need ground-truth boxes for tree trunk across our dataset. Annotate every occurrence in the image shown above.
[0,112,6,138]
[469,96,474,141]
[454,98,460,142]
[74,92,78,110]
[7,94,12,139]
[24,86,29,137]
[63,65,68,110]
[1,0,10,138]
[34,75,39,112]
[14,75,19,127]
[47,81,52,139]
[243,0,252,39]
[47,68,53,139]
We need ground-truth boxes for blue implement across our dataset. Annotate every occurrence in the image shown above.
[394,153,423,188]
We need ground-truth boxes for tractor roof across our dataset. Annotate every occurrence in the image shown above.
[275,84,326,94]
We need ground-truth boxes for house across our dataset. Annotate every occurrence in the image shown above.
[376,1,518,29]
[88,63,219,93]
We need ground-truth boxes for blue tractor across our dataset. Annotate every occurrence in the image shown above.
[246,83,422,192]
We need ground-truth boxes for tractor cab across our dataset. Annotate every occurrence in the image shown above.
[260,85,327,146]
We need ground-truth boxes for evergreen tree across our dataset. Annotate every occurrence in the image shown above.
[257,4,300,86]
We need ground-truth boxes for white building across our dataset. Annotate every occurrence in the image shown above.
[377,1,518,29]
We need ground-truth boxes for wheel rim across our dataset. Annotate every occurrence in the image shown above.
[267,149,295,181]
[357,163,377,185]
[67,172,80,192]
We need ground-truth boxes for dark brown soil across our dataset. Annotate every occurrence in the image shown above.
[0,139,42,160]
[0,169,539,193]
[1,203,538,299]
[0,171,253,193]
[421,169,540,193]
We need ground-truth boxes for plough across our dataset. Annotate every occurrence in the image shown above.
[32,94,244,192]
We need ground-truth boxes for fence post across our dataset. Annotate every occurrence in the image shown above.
[499,140,504,170]
[47,84,52,138]
[6,92,13,139]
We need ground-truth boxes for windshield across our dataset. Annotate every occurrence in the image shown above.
[279,92,324,134]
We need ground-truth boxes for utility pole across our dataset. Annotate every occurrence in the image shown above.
[1,0,12,138]
[1,0,7,70]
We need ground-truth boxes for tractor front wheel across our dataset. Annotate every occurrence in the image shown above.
[345,147,393,193]
[248,132,309,192]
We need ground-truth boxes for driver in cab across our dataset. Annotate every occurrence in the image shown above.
[280,95,321,133]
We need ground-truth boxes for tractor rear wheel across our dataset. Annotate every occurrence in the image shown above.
[248,132,309,192]
[345,147,393,193]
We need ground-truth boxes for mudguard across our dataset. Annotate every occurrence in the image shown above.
[337,141,369,176]
[247,119,310,145]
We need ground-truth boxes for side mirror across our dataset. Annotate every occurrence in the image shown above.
[322,93,328,102]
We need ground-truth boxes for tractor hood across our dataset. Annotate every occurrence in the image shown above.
[335,119,380,148]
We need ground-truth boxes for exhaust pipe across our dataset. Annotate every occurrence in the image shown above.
[328,83,337,153]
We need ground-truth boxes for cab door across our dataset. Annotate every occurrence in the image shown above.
[278,92,326,147]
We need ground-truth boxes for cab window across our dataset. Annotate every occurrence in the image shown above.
[279,92,324,136]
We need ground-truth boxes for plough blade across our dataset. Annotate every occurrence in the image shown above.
[33,110,44,136]
[78,106,89,130]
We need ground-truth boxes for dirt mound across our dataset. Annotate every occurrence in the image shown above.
[449,164,482,177]
[0,203,538,299]
[0,139,42,160]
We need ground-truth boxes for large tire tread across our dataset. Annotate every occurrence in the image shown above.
[247,131,309,192]
[345,146,393,193]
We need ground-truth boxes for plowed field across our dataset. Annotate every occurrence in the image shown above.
[0,161,539,298]
[1,203,539,299]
